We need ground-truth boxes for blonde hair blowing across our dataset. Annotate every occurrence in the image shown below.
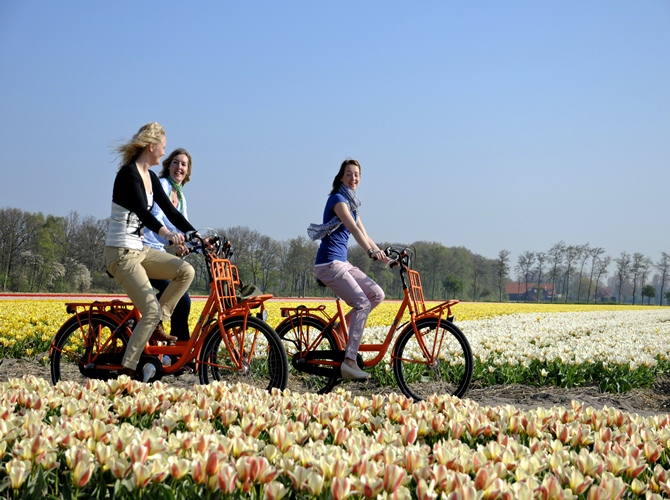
[115,122,166,167]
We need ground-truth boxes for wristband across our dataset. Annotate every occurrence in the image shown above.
[367,248,375,258]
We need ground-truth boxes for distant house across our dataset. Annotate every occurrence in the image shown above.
[506,282,555,302]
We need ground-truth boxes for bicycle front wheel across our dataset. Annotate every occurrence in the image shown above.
[199,315,288,391]
[393,317,473,401]
[50,313,127,385]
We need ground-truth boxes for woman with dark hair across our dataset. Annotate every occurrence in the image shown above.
[103,123,196,375]
[307,158,390,380]
[143,148,194,342]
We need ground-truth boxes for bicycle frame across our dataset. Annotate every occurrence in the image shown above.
[279,248,459,369]
[50,234,274,378]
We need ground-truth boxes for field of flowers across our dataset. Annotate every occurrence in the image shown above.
[2,300,670,497]
[2,300,669,393]
[2,374,670,498]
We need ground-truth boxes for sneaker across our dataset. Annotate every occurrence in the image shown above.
[149,322,177,343]
[340,362,370,380]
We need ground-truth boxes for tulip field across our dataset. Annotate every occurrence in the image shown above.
[1,299,670,498]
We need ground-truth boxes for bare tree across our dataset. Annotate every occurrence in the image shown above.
[574,243,590,303]
[547,242,565,303]
[629,252,650,305]
[593,255,611,303]
[495,249,511,302]
[656,252,670,306]
[534,251,546,302]
[515,251,535,302]
[258,235,282,292]
[586,247,605,304]
[562,245,581,303]
[638,255,653,305]
[614,251,632,303]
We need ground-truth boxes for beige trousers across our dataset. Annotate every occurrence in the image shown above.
[104,246,195,370]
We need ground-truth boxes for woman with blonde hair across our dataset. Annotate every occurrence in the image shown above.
[104,122,197,376]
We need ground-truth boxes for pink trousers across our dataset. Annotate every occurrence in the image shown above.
[314,261,385,360]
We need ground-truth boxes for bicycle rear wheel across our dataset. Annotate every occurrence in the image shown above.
[393,317,473,401]
[276,316,339,394]
[50,313,128,385]
[199,315,288,391]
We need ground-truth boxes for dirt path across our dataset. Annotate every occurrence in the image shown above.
[2,357,668,417]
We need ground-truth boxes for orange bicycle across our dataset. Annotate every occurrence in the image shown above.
[275,246,473,401]
[49,231,289,391]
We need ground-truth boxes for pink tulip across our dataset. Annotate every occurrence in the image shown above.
[331,477,352,500]
[383,464,407,493]
[304,470,325,496]
[333,427,351,446]
[264,481,288,500]
[536,473,563,499]
[128,444,149,465]
[416,478,438,500]
[131,462,153,489]
[566,469,593,495]
[169,457,190,480]
[586,485,610,500]
[205,450,220,476]
[287,465,309,489]
[361,475,384,499]
[192,459,207,485]
[7,459,31,490]
[217,465,238,495]
[400,424,418,445]
[109,457,131,479]
[644,441,662,463]
[72,460,95,489]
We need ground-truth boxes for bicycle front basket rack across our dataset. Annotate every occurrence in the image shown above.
[210,258,241,311]
[407,269,427,315]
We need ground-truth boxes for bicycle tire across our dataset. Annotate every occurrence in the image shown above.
[393,317,473,401]
[50,313,128,385]
[198,315,288,391]
[276,315,339,394]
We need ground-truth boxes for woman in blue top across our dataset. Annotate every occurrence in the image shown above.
[143,148,193,341]
[308,158,390,380]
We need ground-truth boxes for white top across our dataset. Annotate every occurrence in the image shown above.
[105,190,153,250]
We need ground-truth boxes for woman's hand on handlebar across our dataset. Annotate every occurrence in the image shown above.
[166,230,185,246]
[369,248,391,264]
[174,243,190,257]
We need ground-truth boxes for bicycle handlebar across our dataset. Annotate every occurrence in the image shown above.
[174,230,234,259]
[384,246,411,269]
[370,245,409,269]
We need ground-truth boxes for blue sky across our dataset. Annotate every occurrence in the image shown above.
[2,1,669,270]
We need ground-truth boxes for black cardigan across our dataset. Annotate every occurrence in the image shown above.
[112,163,196,235]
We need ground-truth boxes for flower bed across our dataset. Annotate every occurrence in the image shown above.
[1,375,670,498]
[1,301,670,497]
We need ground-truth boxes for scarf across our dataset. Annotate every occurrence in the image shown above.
[307,185,361,241]
[167,176,184,212]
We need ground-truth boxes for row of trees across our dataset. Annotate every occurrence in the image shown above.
[0,208,502,300]
[504,242,670,305]
[2,207,668,304]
